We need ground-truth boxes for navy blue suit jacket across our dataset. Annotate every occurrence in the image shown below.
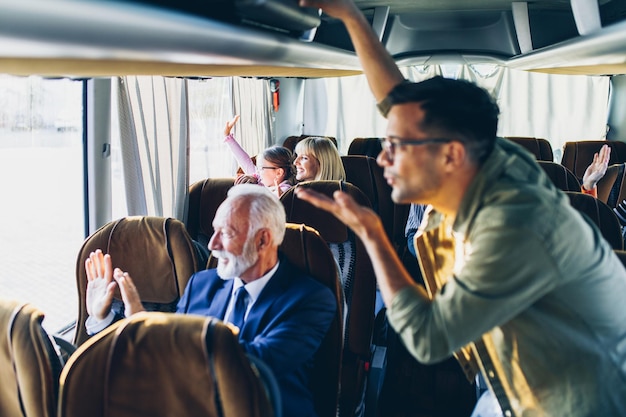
[176,256,336,417]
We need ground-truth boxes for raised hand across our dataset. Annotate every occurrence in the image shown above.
[299,0,360,21]
[224,114,241,136]
[272,178,284,198]
[582,144,611,191]
[113,269,145,317]
[294,187,383,239]
[85,249,117,321]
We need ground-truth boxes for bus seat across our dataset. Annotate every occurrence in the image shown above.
[280,181,376,417]
[0,299,63,417]
[341,155,409,253]
[561,140,626,179]
[186,177,235,251]
[340,155,379,211]
[205,223,342,417]
[283,135,337,152]
[565,191,624,250]
[58,313,276,417]
[538,161,581,192]
[597,163,626,208]
[73,216,200,346]
[347,137,382,158]
[505,137,554,161]
[280,223,343,417]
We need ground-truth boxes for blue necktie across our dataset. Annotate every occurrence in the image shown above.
[229,286,249,330]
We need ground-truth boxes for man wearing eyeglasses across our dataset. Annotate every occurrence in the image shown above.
[297,1,626,416]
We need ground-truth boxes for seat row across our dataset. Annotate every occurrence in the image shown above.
[1,221,340,417]
[187,178,376,417]
[502,137,624,250]
[346,136,625,250]
[0,297,279,417]
[347,135,626,209]
[505,137,626,206]
[186,175,475,416]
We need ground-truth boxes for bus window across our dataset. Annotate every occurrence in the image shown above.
[0,75,84,333]
[188,77,234,183]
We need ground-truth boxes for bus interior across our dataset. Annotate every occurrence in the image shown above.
[1,0,626,416]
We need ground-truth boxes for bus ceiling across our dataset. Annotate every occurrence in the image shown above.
[0,0,625,77]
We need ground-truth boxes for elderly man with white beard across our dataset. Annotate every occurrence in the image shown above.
[84,184,337,417]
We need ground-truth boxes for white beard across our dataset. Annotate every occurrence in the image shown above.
[212,238,259,279]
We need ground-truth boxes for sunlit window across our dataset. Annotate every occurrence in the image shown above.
[0,75,84,332]
[188,77,236,183]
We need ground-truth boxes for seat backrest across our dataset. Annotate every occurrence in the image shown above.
[282,135,337,152]
[59,313,275,417]
[280,181,377,417]
[565,191,624,250]
[341,155,409,252]
[0,299,62,417]
[505,136,554,161]
[280,223,343,417]
[597,163,626,208]
[347,137,382,158]
[537,161,581,192]
[561,140,626,179]
[186,177,235,247]
[74,216,199,346]
[204,223,343,417]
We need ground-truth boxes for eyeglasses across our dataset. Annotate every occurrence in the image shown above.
[256,166,279,173]
[379,136,454,159]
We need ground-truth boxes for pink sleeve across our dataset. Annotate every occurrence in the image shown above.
[224,134,256,175]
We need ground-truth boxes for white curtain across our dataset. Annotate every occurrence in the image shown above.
[460,64,505,97]
[303,75,387,154]
[117,76,189,219]
[303,65,610,160]
[302,65,439,153]
[495,69,610,161]
[187,77,233,182]
[231,77,274,159]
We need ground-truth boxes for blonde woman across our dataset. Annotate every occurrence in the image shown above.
[294,136,345,182]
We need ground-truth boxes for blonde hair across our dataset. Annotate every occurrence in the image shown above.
[295,137,345,181]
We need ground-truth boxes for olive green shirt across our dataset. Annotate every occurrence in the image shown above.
[388,137,626,417]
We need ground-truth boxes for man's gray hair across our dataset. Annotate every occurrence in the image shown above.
[226,184,286,245]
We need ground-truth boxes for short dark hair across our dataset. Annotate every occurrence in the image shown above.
[383,76,500,164]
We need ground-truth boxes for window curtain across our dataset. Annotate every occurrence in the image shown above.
[459,64,505,97]
[302,66,440,153]
[495,69,610,161]
[117,76,189,219]
[304,74,386,154]
[231,77,274,160]
[303,65,609,160]
[187,77,233,182]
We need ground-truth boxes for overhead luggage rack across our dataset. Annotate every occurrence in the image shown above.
[0,0,360,77]
[123,0,322,37]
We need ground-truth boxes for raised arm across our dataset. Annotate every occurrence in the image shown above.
[582,144,610,193]
[299,0,405,102]
[223,114,257,175]
[295,188,421,306]
[85,249,145,330]
[85,249,117,321]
